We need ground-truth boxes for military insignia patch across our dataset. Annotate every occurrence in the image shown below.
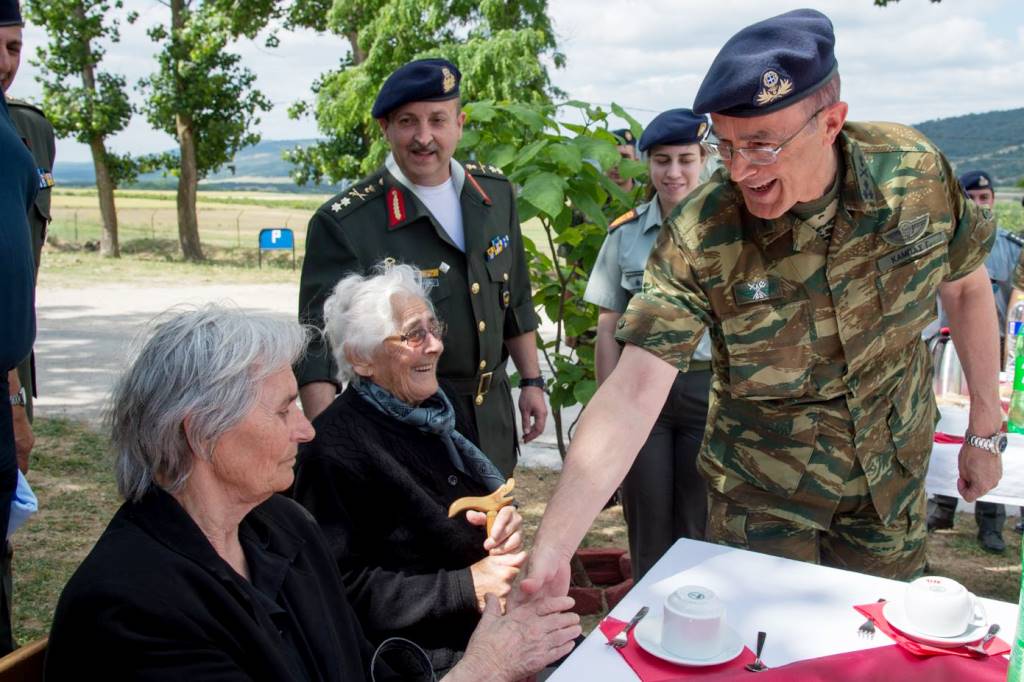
[37,169,55,189]
[420,268,440,278]
[465,172,492,205]
[486,235,510,261]
[697,121,708,140]
[441,67,456,93]
[876,232,945,272]
[733,277,782,305]
[609,209,637,232]
[881,214,930,246]
[754,69,794,107]
[387,188,406,228]
[502,290,511,308]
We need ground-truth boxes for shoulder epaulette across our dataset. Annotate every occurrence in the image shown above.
[6,98,47,119]
[325,171,386,219]
[609,209,638,232]
[463,161,507,180]
[1004,231,1024,248]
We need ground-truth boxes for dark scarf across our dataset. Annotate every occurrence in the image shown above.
[352,379,506,492]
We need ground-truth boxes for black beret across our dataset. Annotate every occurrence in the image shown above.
[693,8,837,117]
[372,58,461,119]
[959,170,994,193]
[611,128,637,148]
[638,109,708,152]
[0,0,22,26]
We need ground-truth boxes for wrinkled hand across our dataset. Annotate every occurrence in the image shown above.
[470,551,526,612]
[466,505,523,555]
[518,386,548,443]
[453,594,580,682]
[11,406,33,474]
[513,543,571,609]
[958,444,1002,502]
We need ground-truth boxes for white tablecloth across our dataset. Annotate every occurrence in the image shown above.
[926,405,1024,506]
[550,538,1018,680]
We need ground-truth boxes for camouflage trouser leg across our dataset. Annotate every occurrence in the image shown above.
[707,463,927,581]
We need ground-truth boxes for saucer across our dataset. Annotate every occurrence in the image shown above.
[882,601,988,647]
[633,615,744,667]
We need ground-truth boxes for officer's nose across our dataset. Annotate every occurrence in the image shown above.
[726,153,758,184]
[413,121,432,147]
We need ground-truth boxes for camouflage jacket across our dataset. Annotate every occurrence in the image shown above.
[617,122,995,528]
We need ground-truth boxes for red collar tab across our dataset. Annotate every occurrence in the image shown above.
[387,188,407,228]
[466,173,492,206]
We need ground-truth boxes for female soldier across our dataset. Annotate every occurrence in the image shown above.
[583,109,711,579]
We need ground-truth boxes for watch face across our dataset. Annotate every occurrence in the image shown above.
[997,434,1009,453]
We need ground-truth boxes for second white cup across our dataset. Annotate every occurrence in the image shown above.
[662,585,725,659]
[904,576,986,637]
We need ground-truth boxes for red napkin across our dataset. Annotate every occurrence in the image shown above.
[933,432,965,444]
[852,601,1010,658]
[599,617,756,680]
[672,644,1008,682]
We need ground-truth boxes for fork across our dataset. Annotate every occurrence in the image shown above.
[607,606,649,649]
[965,624,1000,656]
[857,598,886,638]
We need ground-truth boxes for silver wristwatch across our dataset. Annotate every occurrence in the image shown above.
[964,432,1008,455]
[9,387,26,407]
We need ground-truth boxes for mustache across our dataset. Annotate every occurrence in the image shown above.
[409,141,438,153]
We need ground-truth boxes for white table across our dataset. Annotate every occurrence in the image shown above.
[926,404,1024,506]
[550,538,1018,680]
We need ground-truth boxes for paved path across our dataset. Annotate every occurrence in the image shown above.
[34,282,569,469]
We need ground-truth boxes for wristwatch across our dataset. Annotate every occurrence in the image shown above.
[9,387,26,407]
[518,376,545,390]
[964,431,1008,455]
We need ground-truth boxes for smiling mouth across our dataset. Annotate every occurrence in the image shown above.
[746,179,776,195]
[413,364,434,373]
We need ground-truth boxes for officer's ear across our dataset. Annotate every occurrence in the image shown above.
[819,101,848,146]
[377,117,390,136]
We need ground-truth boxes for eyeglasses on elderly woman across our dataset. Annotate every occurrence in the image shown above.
[385,320,447,347]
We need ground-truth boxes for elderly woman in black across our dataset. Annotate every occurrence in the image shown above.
[45,306,579,681]
[292,263,527,674]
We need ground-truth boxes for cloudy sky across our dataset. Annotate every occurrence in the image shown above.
[12,0,1024,164]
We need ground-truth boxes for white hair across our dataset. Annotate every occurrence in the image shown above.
[108,304,308,502]
[323,262,435,383]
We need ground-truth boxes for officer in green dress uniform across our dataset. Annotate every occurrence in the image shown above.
[297,59,546,477]
[585,109,712,579]
[522,9,1001,597]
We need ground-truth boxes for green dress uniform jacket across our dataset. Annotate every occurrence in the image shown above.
[297,157,538,476]
[8,98,55,421]
[8,98,55,274]
[617,121,995,533]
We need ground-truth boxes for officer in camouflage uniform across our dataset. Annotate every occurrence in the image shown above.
[297,59,546,477]
[521,9,1001,593]
[929,170,1020,553]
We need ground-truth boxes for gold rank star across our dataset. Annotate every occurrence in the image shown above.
[465,162,478,171]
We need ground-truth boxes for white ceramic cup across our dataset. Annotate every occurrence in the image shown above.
[661,585,725,659]
[904,576,986,637]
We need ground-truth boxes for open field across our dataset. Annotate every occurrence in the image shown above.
[11,418,1022,645]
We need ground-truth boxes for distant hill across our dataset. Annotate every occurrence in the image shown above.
[54,139,343,194]
[913,108,1024,185]
[53,108,1024,192]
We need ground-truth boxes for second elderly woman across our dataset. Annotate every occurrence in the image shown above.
[583,109,713,579]
[291,263,525,674]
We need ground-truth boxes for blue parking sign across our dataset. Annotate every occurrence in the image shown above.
[258,228,296,269]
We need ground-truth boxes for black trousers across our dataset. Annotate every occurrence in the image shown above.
[620,369,711,580]
[931,494,1006,532]
[0,376,19,655]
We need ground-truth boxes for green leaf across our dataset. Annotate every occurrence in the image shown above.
[547,142,583,174]
[520,172,566,218]
[465,101,497,123]
[573,379,597,405]
[516,138,549,167]
[487,143,517,169]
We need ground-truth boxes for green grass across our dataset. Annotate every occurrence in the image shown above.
[12,418,120,644]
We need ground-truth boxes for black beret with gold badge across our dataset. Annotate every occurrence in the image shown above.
[371,58,461,119]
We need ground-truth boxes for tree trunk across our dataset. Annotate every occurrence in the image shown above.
[176,112,203,261]
[89,137,120,258]
[344,31,366,65]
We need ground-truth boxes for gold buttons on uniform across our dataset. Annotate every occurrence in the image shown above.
[474,395,484,406]
[478,321,486,333]
[479,360,487,370]
[471,282,480,294]
[503,273,509,281]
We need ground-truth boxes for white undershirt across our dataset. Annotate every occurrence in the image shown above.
[412,178,465,251]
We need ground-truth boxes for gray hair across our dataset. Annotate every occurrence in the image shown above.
[108,304,308,502]
[323,262,434,383]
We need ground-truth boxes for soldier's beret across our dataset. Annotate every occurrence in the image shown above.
[372,58,461,119]
[611,128,637,148]
[638,109,708,152]
[693,9,837,117]
[0,0,22,26]
[959,170,994,193]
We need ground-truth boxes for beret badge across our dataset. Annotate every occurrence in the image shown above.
[697,121,708,139]
[978,175,989,187]
[755,69,793,107]
[441,67,457,94]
